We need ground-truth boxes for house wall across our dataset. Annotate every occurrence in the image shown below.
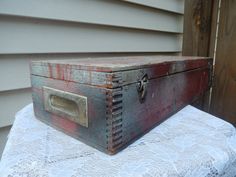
[0,0,184,157]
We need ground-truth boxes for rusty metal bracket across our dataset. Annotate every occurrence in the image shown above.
[137,74,148,103]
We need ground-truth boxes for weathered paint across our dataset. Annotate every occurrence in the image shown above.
[31,56,213,154]
[31,56,212,88]
[121,68,209,149]
[31,75,108,150]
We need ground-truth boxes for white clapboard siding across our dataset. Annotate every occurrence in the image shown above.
[0,89,32,128]
[0,0,184,127]
[125,0,184,14]
[0,0,183,33]
[0,16,181,54]
[0,55,32,91]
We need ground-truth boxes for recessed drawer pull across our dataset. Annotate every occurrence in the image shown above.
[43,86,88,127]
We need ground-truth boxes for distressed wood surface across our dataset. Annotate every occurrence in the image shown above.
[31,57,212,88]
[31,75,108,152]
[182,0,213,56]
[208,0,219,58]
[182,0,214,112]
[120,67,210,147]
[31,57,212,154]
[210,0,236,125]
[32,56,211,72]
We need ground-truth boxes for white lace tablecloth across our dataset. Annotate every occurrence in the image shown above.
[0,104,236,177]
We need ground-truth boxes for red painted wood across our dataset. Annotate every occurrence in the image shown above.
[31,56,213,154]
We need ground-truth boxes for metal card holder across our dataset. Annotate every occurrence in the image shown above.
[43,86,88,127]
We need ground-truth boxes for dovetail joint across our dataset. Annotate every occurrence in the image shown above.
[106,73,123,88]
[106,74,123,152]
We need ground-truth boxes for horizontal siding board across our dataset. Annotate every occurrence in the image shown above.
[0,53,180,92]
[0,0,183,33]
[0,16,182,54]
[0,88,32,128]
[0,56,31,91]
[125,0,185,14]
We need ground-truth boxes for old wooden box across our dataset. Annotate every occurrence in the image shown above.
[31,56,213,154]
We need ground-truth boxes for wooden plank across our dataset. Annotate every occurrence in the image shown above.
[210,0,236,125]
[182,0,213,56]
[0,0,183,33]
[0,16,181,54]
[124,0,184,14]
[31,57,211,88]
[121,67,210,128]
[208,0,220,58]
[182,0,214,111]
[119,67,210,151]
[204,0,220,112]
[0,88,32,128]
[33,56,210,72]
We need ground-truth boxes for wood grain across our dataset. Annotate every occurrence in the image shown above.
[182,0,214,111]
[32,56,210,72]
[31,75,108,150]
[182,0,213,56]
[121,67,210,147]
[210,0,236,125]
[31,57,211,89]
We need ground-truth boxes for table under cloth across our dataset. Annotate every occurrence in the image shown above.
[0,103,236,177]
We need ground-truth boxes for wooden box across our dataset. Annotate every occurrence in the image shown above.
[31,56,213,154]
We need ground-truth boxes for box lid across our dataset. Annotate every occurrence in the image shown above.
[31,56,212,88]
